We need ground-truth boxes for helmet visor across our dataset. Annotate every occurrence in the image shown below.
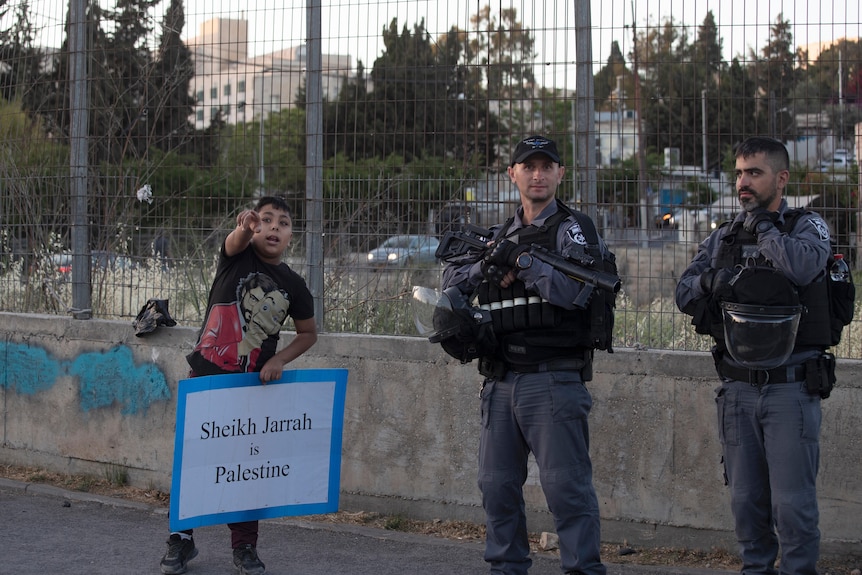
[720,302,803,370]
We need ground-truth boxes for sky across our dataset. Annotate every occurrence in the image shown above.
[18,0,862,90]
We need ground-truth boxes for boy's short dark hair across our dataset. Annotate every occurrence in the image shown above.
[734,137,790,172]
[255,196,292,216]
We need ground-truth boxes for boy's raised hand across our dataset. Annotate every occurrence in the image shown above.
[236,209,262,233]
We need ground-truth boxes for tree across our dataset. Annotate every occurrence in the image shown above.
[693,11,723,79]
[468,6,536,101]
[22,0,211,165]
[799,38,862,143]
[633,12,752,170]
[806,39,862,105]
[322,62,372,160]
[636,17,705,164]
[0,0,43,104]
[324,18,499,166]
[748,13,799,139]
[24,0,154,164]
[693,11,731,170]
[594,41,632,112]
[144,0,196,155]
[712,57,761,149]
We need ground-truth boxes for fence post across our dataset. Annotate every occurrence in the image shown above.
[306,0,324,328]
[69,0,91,319]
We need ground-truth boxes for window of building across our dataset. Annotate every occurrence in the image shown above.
[222,104,230,116]
[238,80,246,93]
[196,90,204,103]
[224,84,231,97]
[196,110,204,122]
[237,101,246,112]
[210,86,217,99]
[210,107,218,120]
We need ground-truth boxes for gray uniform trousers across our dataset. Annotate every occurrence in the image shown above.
[478,368,606,575]
[715,378,821,575]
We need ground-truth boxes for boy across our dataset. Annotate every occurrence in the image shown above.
[160,196,318,575]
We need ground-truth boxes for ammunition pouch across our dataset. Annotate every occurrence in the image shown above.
[805,352,835,399]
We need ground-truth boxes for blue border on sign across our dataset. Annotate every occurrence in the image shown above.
[169,369,348,531]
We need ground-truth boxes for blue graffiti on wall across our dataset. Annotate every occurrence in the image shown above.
[0,342,171,414]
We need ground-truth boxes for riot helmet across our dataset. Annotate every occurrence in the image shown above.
[412,286,495,362]
[720,301,802,369]
[718,264,803,369]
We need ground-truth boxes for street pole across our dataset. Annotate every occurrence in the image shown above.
[630,2,649,246]
[702,89,708,175]
[856,122,861,269]
[574,0,597,222]
[617,75,624,163]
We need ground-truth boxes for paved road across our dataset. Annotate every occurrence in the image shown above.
[1,478,732,575]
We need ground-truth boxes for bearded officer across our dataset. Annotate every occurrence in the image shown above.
[676,136,834,575]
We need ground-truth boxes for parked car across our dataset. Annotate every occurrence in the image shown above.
[91,250,136,271]
[366,235,440,268]
[817,155,856,172]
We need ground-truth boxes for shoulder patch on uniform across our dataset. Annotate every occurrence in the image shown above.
[566,221,587,245]
[808,217,830,242]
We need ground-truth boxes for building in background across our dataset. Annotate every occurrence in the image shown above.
[595,110,639,166]
[186,18,352,128]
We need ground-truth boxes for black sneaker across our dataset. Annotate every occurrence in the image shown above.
[160,534,198,575]
[233,544,266,575]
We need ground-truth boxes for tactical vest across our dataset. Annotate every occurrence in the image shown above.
[712,217,831,352]
[476,203,603,367]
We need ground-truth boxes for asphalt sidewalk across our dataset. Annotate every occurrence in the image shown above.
[1,477,735,575]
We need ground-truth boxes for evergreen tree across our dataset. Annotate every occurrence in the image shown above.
[636,17,705,165]
[145,0,196,155]
[368,18,451,160]
[0,0,43,103]
[322,62,372,160]
[713,57,760,155]
[693,11,728,171]
[594,41,631,112]
[25,0,150,164]
[748,13,799,139]
[693,11,723,79]
[324,18,499,166]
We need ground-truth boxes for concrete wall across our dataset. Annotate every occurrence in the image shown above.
[1,312,860,557]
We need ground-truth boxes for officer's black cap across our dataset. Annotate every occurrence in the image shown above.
[510,136,562,167]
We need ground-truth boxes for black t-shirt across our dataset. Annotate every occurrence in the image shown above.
[187,243,314,376]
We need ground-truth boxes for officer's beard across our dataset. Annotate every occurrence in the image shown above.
[738,186,779,213]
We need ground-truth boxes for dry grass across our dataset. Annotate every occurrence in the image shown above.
[2,464,859,574]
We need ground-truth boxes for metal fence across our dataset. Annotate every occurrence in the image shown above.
[0,0,860,357]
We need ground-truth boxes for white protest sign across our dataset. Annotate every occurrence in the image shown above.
[169,369,348,531]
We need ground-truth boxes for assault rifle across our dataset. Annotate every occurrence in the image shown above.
[436,224,621,309]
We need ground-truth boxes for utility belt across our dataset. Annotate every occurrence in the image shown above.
[478,357,588,380]
[717,362,805,385]
[716,352,836,399]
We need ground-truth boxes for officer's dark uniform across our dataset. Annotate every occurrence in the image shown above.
[443,200,609,575]
[676,197,832,575]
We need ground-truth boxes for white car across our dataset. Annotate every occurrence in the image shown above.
[818,155,856,172]
[366,235,440,269]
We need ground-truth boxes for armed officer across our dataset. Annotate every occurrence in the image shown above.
[676,136,834,575]
[442,135,610,575]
